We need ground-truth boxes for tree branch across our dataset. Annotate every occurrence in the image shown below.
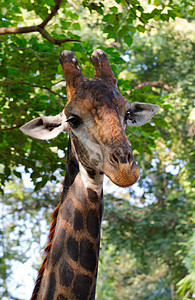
[18,80,66,100]
[0,125,22,132]
[37,27,81,45]
[125,0,154,28]
[0,40,59,57]
[50,79,66,87]
[182,0,194,7]
[0,25,38,35]
[40,0,63,27]
[0,0,81,45]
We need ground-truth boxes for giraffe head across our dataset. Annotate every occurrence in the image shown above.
[20,49,158,187]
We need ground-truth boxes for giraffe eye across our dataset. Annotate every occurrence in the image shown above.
[67,115,82,128]
[125,110,137,124]
[125,110,131,122]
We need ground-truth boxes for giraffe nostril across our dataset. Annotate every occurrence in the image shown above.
[111,153,119,164]
[110,150,132,165]
[128,152,131,163]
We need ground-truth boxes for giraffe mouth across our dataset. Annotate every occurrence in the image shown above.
[104,159,140,187]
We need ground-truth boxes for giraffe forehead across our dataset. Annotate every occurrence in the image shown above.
[65,79,127,119]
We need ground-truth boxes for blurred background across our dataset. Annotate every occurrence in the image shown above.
[0,0,194,299]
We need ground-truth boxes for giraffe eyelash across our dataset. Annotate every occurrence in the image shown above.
[67,115,83,128]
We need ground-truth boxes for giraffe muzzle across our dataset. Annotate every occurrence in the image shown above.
[104,149,140,187]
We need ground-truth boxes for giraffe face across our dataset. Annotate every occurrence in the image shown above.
[20,49,159,188]
[64,80,140,187]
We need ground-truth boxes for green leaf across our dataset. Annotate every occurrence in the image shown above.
[67,11,79,20]
[189,8,195,17]
[13,170,22,179]
[154,14,161,21]
[142,123,156,132]
[102,13,116,23]
[4,167,11,177]
[136,25,145,32]
[110,6,118,13]
[72,23,81,30]
[154,0,161,6]
[163,104,173,109]
[60,20,71,29]
[124,35,133,47]
[103,24,114,34]
[118,26,128,38]
[160,13,169,21]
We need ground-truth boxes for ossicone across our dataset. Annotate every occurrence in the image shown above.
[59,50,85,100]
[91,49,117,87]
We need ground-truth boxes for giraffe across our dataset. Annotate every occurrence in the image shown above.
[20,49,159,300]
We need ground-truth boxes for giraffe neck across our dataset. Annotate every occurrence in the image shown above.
[37,139,104,300]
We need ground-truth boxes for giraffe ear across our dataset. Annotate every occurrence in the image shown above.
[126,102,159,127]
[20,111,68,140]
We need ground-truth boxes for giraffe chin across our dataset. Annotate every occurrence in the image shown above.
[104,161,140,188]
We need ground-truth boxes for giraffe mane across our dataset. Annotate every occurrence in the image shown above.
[30,188,63,300]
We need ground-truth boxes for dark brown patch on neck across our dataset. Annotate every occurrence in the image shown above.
[87,209,100,239]
[87,188,99,203]
[87,169,96,179]
[59,261,74,287]
[61,139,79,202]
[80,238,97,272]
[51,226,66,267]
[73,274,92,300]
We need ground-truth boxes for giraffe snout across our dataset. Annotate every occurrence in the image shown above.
[104,147,140,187]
